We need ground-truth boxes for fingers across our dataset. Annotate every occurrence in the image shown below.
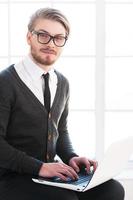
[56,165,78,181]
[39,158,98,183]
[69,156,98,174]
[69,159,80,173]
[84,159,98,173]
[60,163,78,180]
[89,160,98,171]
[85,159,98,173]
[40,162,78,181]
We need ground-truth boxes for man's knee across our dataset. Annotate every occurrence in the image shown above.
[113,179,125,200]
[104,179,125,200]
[78,179,125,200]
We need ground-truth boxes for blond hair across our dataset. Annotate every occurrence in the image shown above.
[28,8,70,36]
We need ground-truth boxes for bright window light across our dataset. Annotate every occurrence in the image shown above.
[106,4,133,56]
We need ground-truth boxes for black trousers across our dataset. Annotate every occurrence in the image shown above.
[0,174,125,200]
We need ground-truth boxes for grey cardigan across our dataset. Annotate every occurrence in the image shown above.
[0,65,77,177]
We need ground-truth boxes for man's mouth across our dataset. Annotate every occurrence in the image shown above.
[40,48,56,55]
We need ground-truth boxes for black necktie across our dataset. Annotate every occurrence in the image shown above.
[43,73,51,113]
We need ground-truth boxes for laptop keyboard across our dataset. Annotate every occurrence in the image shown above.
[39,171,94,186]
[64,172,93,185]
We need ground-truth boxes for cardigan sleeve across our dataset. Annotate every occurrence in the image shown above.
[0,75,42,176]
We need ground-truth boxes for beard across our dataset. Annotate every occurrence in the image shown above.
[31,48,57,66]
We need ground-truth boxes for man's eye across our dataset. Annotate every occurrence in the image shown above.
[55,36,64,41]
[39,33,49,38]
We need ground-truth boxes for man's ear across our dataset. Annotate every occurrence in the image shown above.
[27,31,32,45]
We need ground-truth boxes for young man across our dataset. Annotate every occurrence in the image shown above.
[0,8,124,200]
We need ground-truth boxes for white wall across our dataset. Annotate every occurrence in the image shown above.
[120,180,133,200]
[117,170,133,200]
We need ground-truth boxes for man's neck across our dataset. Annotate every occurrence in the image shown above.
[29,54,53,73]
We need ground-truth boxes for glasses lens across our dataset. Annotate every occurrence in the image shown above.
[35,31,67,47]
[38,33,51,44]
[54,36,66,47]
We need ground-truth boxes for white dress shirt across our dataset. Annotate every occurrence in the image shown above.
[14,55,57,106]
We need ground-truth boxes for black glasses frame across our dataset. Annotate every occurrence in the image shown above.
[31,30,68,47]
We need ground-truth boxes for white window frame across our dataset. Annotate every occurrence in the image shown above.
[0,0,133,168]
[96,0,133,168]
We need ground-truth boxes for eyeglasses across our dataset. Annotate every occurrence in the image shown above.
[31,30,68,47]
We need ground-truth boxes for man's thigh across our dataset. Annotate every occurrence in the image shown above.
[76,179,125,200]
[0,174,78,200]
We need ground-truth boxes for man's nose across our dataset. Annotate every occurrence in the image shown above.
[47,38,55,47]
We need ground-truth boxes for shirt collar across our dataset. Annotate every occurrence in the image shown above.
[22,55,56,81]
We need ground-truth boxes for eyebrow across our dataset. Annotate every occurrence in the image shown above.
[37,29,66,37]
[37,29,48,33]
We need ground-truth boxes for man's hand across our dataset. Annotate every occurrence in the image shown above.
[39,162,78,181]
[69,156,98,173]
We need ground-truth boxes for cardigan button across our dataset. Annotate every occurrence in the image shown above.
[48,134,52,141]
[46,154,50,160]
[49,113,51,118]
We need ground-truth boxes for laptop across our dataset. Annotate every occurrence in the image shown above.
[32,137,133,192]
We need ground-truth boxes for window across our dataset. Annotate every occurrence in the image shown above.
[105,1,133,163]
[0,0,132,166]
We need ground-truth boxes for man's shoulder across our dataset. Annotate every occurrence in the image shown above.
[54,70,69,85]
[0,64,16,89]
[0,64,15,78]
[0,65,16,97]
